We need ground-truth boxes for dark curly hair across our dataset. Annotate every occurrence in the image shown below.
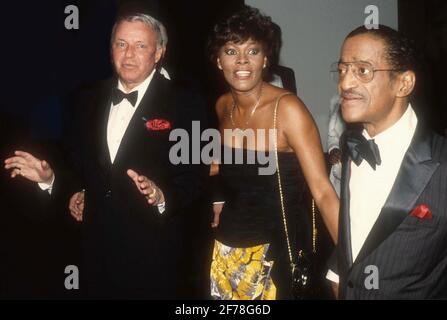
[207,6,276,69]
[347,25,418,74]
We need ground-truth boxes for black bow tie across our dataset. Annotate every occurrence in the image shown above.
[112,88,138,107]
[344,130,382,170]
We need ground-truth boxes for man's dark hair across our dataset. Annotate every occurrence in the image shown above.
[347,25,418,73]
[207,5,276,69]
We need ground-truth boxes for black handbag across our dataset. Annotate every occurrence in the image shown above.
[273,93,317,300]
[291,249,313,299]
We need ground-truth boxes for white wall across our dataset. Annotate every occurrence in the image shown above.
[246,0,398,150]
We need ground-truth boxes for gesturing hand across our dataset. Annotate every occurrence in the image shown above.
[127,169,165,206]
[4,151,54,183]
[69,191,85,222]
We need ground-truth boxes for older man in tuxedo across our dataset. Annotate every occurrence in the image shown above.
[5,12,207,299]
[327,25,447,299]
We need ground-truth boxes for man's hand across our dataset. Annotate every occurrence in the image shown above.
[4,151,54,183]
[69,191,85,222]
[127,169,165,206]
[211,202,224,228]
[328,148,342,166]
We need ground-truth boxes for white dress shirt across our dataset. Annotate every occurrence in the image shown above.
[160,67,171,80]
[107,70,155,163]
[327,104,418,283]
[40,70,165,213]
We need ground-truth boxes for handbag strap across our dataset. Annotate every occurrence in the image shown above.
[273,93,317,275]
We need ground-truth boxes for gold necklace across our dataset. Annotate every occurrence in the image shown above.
[230,85,263,130]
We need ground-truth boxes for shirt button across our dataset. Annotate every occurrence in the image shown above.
[105,190,112,198]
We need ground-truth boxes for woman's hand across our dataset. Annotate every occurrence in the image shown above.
[211,202,224,228]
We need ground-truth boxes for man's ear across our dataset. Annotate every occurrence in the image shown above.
[396,70,416,98]
[155,47,163,64]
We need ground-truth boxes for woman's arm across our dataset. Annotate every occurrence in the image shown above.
[278,95,339,243]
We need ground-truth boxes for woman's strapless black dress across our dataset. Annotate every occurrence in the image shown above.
[214,146,309,299]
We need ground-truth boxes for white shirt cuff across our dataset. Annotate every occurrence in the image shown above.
[326,269,339,283]
[157,202,166,214]
[38,174,55,195]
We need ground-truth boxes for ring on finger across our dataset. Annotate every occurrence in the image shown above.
[149,188,157,198]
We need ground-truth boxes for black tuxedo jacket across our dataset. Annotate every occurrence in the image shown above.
[336,125,447,299]
[57,73,208,298]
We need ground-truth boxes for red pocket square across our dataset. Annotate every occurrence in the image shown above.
[410,204,432,220]
[144,118,172,131]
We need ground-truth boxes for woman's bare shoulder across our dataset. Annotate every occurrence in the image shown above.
[262,85,307,115]
[277,93,310,118]
[269,90,315,131]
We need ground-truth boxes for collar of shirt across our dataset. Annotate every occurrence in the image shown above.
[362,104,418,165]
[116,69,156,110]
[349,104,418,261]
[160,67,171,80]
[107,70,156,164]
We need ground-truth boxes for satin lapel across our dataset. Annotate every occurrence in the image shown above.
[354,128,439,264]
[95,80,115,177]
[340,153,354,270]
[113,73,166,165]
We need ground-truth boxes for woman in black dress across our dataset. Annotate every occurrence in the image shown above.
[208,6,339,300]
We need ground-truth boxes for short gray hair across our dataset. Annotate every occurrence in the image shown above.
[111,13,165,49]
[159,22,168,48]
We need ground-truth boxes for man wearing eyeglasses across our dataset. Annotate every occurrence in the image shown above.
[327,25,447,299]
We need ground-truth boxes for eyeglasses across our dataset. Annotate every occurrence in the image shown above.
[330,61,404,83]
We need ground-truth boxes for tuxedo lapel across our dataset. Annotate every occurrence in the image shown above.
[94,80,115,176]
[354,127,439,264]
[340,142,354,270]
[113,73,167,166]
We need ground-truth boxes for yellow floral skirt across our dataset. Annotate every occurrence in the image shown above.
[210,240,276,300]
